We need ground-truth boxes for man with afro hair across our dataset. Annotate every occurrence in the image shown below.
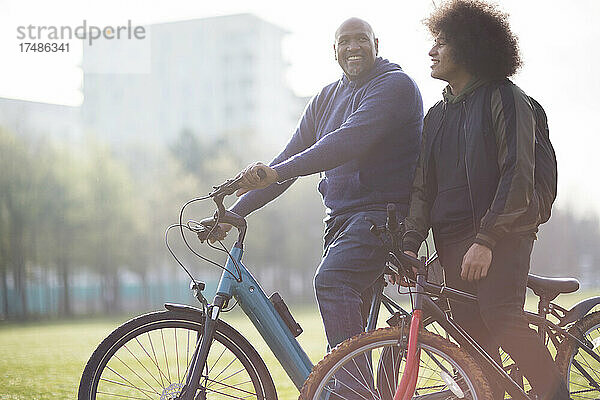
[403,1,568,399]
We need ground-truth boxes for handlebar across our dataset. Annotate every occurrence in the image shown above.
[209,167,268,198]
[196,168,269,243]
[368,203,425,277]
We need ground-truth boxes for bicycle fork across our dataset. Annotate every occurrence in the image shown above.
[177,294,228,400]
[394,264,426,400]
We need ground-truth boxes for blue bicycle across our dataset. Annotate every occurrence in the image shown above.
[78,175,442,400]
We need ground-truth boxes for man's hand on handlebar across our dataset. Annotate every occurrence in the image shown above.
[388,250,418,286]
[207,223,232,243]
[235,162,278,196]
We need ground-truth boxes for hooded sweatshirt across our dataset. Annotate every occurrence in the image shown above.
[430,79,486,240]
[230,57,423,218]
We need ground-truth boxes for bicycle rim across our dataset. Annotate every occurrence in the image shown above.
[80,312,274,400]
[563,312,600,399]
[303,329,490,400]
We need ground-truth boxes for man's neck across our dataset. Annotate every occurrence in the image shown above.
[448,72,473,96]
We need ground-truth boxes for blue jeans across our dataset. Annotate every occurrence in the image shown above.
[314,210,389,350]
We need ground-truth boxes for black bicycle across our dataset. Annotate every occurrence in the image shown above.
[301,205,600,400]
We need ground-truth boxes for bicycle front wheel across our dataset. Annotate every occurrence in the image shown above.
[300,326,492,400]
[78,310,277,400]
[555,310,600,399]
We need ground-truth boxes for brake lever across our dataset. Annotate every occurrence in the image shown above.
[196,226,210,243]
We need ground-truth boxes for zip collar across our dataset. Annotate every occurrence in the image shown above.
[443,77,487,104]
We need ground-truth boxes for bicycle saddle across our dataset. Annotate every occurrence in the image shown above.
[527,274,579,300]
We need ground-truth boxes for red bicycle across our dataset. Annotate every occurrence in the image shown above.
[300,205,600,400]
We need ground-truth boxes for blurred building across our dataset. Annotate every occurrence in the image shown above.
[0,97,81,143]
[82,14,307,154]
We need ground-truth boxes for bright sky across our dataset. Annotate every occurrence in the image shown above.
[1,0,599,215]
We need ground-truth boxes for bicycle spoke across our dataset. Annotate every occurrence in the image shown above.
[105,365,156,400]
[134,335,170,386]
[80,313,272,400]
[578,349,600,383]
[113,353,159,396]
[207,344,228,376]
[580,349,600,383]
[175,327,181,383]
[353,353,380,399]
[218,367,249,384]
[379,347,396,396]
[122,343,164,389]
[209,357,241,385]
[572,357,600,390]
[204,377,257,396]
[99,378,160,395]
[186,329,191,372]
[147,331,165,387]
[204,386,260,400]
[160,329,172,383]
[96,390,151,399]
[332,368,379,400]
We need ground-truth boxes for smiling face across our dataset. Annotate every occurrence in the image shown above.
[429,34,461,82]
[334,18,378,80]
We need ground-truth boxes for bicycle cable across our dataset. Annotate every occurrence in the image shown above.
[204,213,243,281]
[165,223,222,283]
[177,194,243,282]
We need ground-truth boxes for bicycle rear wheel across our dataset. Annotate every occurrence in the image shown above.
[555,310,600,399]
[78,310,277,400]
[300,326,492,400]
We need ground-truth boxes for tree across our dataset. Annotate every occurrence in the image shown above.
[0,129,40,318]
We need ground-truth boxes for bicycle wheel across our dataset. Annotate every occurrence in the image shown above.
[78,310,277,400]
[300,326,492,400]
[555,310,600,399]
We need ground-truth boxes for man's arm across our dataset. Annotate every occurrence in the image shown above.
[474,84,536,249]
[402,107,436,254]
[229,97,317,217]
[272,74,422,182]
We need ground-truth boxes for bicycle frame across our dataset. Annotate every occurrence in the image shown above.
[180,242,314,399]
[394,269,600,400]
[179,246,418,400]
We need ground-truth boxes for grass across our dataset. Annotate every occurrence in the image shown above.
[0,306,326,400]
[0,290,597,399]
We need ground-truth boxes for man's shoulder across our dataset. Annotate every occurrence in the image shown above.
[320,79,342,93]
[485,79,532,108]
[425,99,445,115]
[370,67,417,88]
[311,79,343,102]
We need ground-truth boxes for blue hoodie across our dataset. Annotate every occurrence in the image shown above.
[231,57,423,218]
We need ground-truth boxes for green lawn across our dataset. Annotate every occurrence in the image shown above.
[0,291,597,399]
[0,306,327,400]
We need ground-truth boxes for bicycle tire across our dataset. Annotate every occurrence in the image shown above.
[78,310,277,400]
[299,326,492,400]
[555,310,600,399]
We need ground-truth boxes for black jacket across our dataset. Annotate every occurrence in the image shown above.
[404,79,539,253]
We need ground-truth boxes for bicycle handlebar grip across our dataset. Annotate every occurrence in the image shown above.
[386,203,398,232]
[256,168,267,180]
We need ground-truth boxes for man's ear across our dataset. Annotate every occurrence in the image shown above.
[333,43,337,60]
[375,38,379,56]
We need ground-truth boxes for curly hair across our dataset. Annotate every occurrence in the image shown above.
[425,0,522,79]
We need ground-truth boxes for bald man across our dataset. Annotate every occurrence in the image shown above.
[220,18,423,351]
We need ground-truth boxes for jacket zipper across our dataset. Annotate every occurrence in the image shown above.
[462,100,479,236]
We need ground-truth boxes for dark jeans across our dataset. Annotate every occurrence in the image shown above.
[314,210,388,399]
[315,210,388,349]
[438,233,569,400]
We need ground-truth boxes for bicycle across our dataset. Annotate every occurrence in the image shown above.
[300,205,600,400]
[78,176,435,400]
